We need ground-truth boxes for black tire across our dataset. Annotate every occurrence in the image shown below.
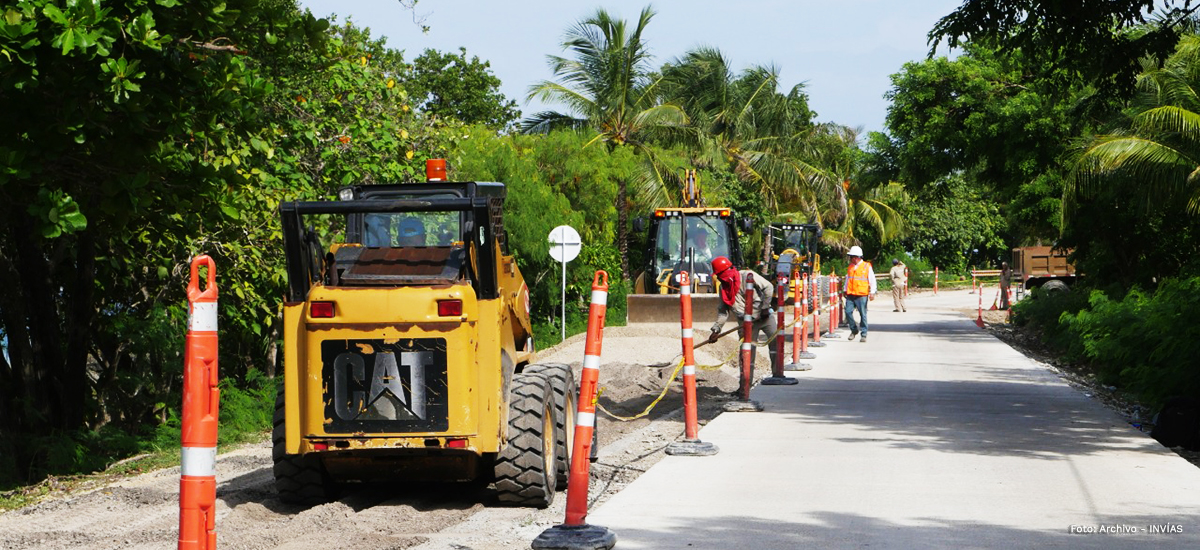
[494,372,557,507]
[1041,279,1069,293]
[272,386,337,506]
[523,363,577,490]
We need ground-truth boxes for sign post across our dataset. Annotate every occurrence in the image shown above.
[548,225,582,341]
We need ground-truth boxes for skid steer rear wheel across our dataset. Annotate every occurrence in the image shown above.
[272,387,337,506]
[494,372,557,507]
[523,363,577,490]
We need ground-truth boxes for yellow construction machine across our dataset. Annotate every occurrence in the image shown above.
[763,223,822,301]
[274,161,575,508]
[627,170,751,322]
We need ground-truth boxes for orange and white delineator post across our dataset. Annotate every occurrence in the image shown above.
[935,267,940,295]
[665,272,720,454]
[722,273,764,412]
[535,272,617,550]
[761,274,798,386]
[179,255,219,550]
[825,275,840,338]
[565,271,608,526]
[904,268,909,298]
[739,274,756,399]
[975,283,986,329]
[786,274,815,369]
[809,276,826,348]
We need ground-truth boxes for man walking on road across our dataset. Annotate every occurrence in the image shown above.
[844,246,877,342]
[889,258,907,312]
[707,256,777,388]
[999,261,1012,310]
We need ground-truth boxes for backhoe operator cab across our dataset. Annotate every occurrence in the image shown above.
[275,168,573,509]
[633,208,746,295]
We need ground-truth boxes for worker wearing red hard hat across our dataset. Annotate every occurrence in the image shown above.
[707,256,777,391]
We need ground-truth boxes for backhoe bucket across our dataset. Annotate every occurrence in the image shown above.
[626,293,724,324]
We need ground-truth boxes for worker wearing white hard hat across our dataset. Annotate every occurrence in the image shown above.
[844,245,877,342]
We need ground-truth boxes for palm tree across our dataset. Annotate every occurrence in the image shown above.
[521,6,686,277]
[795,124,907,251]
[657,48,839,213]
[1070,34,1200,215]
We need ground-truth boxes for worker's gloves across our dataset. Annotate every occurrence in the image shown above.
[707,329,720,344]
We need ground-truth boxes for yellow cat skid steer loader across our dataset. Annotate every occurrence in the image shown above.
[275,163,576,508]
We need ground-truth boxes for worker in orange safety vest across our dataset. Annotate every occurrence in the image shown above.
[844,245,877,342]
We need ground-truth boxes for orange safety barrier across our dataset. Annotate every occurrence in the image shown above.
[825,275,839,338]
[722,273,764,412]
[762,274,798,386]
[179,255,219,550]
[566,271,607,526]
[739,273,755,399]
[809,276,826,348]
[535,272,617,550]
[786,274,815,370]
[666,273,721,453]
[975,283,986,329]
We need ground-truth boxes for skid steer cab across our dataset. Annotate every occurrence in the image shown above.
[274,161,577,509]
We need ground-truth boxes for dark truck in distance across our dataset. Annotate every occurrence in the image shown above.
[1012,245,1077,294]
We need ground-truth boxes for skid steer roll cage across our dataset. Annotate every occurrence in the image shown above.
[279,195,502,303]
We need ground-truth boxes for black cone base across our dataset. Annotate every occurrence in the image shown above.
[532,524,617,550]
[665,439,720,456]
[723,399,764,412]
[761,376,798,385]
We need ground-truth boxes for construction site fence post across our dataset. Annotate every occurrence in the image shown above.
[761,274,797,385]
[786,274,814,370]
[179,255,219,550]
[975,282,986,329]
[825,275,838,338]
[740,273,755,399]
[935,267,939,295]
[808,276,825,348]
[535,271,617,550]
[723,273,764,412]
[666,272,720,454]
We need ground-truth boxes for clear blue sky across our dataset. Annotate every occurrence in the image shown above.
[296,1,962,136]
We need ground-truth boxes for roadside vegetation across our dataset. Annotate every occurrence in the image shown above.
[2,0,1199,504]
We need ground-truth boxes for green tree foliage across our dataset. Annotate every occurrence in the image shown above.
[884,45,1093,243]
[899,176,1006,273]
[0,0,452,486]
[451,129,634,325]
[1065,35,1200,287]
[929,0,1200,100]
[522,6,687,277]
[657,47,827,213]
[405,47,521,129]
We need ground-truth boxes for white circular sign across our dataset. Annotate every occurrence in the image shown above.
[548,225,581,263]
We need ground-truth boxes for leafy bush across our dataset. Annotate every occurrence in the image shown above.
[1011,277,1200,407]
[1058,278,1200,405]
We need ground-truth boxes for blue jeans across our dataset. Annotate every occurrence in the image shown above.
[845,295,869,336]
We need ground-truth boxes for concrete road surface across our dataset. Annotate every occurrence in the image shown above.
[587,288,1200,549]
